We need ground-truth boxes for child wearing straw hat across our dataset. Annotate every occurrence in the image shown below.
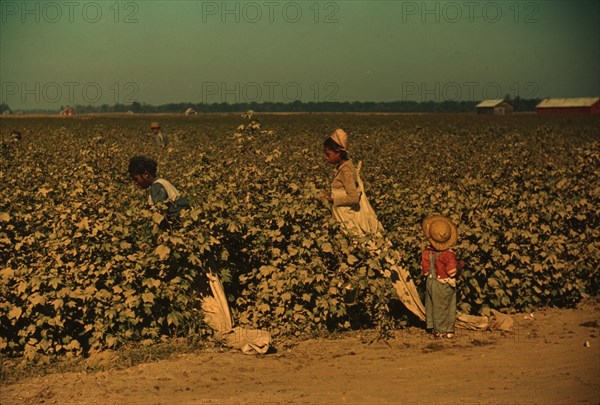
[421,215,464,338]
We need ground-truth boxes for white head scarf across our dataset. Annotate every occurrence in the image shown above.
[331,128,348,151]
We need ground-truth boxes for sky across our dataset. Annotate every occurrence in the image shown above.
[1,0,599,110]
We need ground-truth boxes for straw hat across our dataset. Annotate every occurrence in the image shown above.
[330,128,348,151]
[422,215,458,251]
[150,122,160,129]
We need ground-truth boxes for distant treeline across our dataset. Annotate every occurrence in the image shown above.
[3,98,542,115]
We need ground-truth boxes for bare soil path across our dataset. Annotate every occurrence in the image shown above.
[2,303,598,405]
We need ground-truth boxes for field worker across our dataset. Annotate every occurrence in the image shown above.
[421,215,464,339]
[150,122,170,148]
[128,156,271,354]
[322,129,382,235]
[10,130,22,142]
[128,156,189,229]
[322,129,426,321]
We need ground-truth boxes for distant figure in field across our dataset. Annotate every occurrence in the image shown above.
[10,130,22,142]
[150,122,170,148]
[1,130,22,158]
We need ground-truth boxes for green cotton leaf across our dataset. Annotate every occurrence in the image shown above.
[141,292,155,304]
[8,306,22,321]
[188,253,202,266]
[30,294,46,306]
[260,265,276,276]
[105,335,117,348]
[227,221,239,233]
[166,311,182,327]
[48,277,60,289]
[287,246,299,256]
[0,267,15,279]
[53,299,64,310]
[347,255,358,265]
[155,244,171,260]
[152,212,165,225]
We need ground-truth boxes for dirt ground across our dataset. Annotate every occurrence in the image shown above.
[2,301,599,405]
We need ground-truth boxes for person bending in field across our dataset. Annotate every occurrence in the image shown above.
[127,155,271,354]
[421,215,464,339]
[128,156,189,229]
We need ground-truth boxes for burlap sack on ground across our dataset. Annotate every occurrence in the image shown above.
[456,310,514,331]
[201,271,271,354]
[490,309,514,331]
[456,312,490,330]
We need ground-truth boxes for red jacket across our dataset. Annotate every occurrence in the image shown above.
[421,247,458,279]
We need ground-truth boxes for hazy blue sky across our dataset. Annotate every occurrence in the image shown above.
[1,0,599,109]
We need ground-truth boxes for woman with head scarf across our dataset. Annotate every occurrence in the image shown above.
[322,129,382,235]
[321,129,426,321]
